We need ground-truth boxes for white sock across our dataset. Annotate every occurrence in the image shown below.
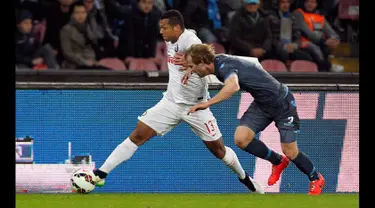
[221,146,247,180]
[99,137,138,174]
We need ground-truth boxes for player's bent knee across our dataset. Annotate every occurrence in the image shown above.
[281,142,299,160]
[234,137,249,149]
[129,121,157,146]
[234,126,255,149]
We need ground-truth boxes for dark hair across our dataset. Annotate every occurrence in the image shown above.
[160,9,185,29]
[185,44,216,65]
[69,0,86,16]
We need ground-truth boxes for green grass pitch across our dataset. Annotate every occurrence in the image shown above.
[16,193,358,208]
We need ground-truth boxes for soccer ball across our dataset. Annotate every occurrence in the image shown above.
[70,168,96,194]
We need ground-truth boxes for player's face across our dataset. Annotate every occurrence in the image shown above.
[186,55,208,77]
[159,19,179,42]
[305,0,317,12]
[18,19,33,34]
[72,6,88,24]
[279,0,291,12]
[244,3,259,13]
[138,0,153,14]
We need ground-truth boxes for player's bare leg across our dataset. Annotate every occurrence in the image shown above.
[234,126,289,186]
[203,138,264,194]
[93,121,157,186]
[281,142,325,195]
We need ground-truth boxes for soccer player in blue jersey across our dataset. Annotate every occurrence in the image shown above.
[183,44,325,195]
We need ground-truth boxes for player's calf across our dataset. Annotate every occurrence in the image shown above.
[235,126,283,166]
[203,138,226,159]
[204,138,247,180]
[284,146,324,194]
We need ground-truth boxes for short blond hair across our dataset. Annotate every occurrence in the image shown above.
[185,44,216,65]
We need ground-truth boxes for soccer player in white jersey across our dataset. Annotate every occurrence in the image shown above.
[93,10,264,194]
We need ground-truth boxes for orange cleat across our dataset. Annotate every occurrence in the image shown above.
[308,173,325,195]
[268,155,290,186]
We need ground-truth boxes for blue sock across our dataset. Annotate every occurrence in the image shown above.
[243,139,282,165]
[292,152,319,181]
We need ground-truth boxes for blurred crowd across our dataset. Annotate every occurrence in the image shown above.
[15,0,359,72]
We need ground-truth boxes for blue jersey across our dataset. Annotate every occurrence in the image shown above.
[214,54,287,106]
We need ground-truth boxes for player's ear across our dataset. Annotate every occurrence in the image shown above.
[173,24,181,32]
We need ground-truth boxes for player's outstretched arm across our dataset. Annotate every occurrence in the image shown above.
[188,73,240,114]
[207,73,240,105]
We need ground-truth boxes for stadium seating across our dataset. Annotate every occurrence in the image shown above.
[159,58,168,71]
[289,60,319,72]
[260,59,288,72]
[99,58,127,70]
[128,58,159,71]
[211,42,226,54]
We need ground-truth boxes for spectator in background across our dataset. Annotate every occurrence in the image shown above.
[294,0,340,71]
[183,0,226,43]
[117,0,161,60]
[42,0,74,62]
[164,0,188,11]
[16,0,44,22]
[60,1,108,69]
[102,0,134,36]
[260,0,279,11]
[229,0,272,61]
[154,0,167,13]
[16,10,59,69]
[84,0,118,58]
[268,0,312,66]
[217,0,242,24]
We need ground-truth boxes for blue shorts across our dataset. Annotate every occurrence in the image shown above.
[239,90,300,143]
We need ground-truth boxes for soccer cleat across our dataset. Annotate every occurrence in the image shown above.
[92,174,105,187]
[308,173,325,195]
[239,172,265,194]
[268,155,290,186]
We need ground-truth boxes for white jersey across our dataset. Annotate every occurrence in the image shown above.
[163,29,209,105]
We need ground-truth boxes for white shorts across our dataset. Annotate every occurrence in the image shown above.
[138,97,222,141]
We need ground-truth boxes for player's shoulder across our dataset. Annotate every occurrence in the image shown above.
[178,29,202,45]
[233,55,260,65]
[215,54,239,64]
[216,54,260,70]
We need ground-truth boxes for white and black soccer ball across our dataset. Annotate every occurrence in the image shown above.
[71,168,96,194]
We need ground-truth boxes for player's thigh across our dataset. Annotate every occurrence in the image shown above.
[275,92,301,144]
[138,98,181,137]
[239,102,273,138]
[183,108,222,142]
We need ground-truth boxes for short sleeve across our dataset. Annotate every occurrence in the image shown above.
[217,62,238,81]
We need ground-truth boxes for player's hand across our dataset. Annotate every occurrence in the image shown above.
[188,102,210,114]
[181,67,193,85]
[174,52,187,67]
[326,38,340,49]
